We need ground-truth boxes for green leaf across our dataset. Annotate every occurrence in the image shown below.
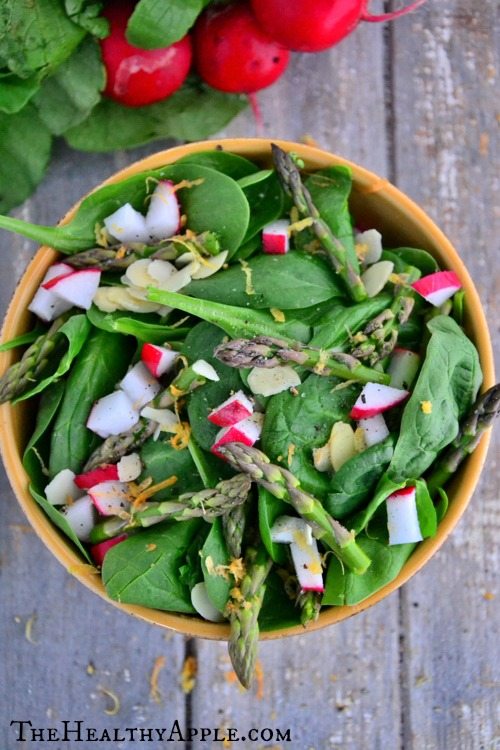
[102,520,203,613]
[259,569,301,631]
[29,484,92,562]
[414,479,437,538]
[200,517,231,612]
[309,294,392,349]
[178,151,259,181]
[0,328,43,352]
[127,0,202,48]
[64,0,109,37]
[23,380,66,489]
[351,473,405,534]
[86,305,190,342]
[0,72,40,114]
[185,252,343,310]
[390,246,439,275]
[240,170,285,243]
[33,37,105,136]
[0,104,52,213]
[258,487,288,565]
[188,436,220,489]
[65,79,247,152]
[0,0,85,78]
[140,438,206,497]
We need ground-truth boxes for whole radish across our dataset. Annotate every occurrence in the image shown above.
[193,2,290,94]
[250,0,427,52]
[100,1,192,107]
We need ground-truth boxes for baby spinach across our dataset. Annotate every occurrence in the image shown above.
[188,436,220,489]
[185,251,343,310]
[201,517,232,612]
[390,246,439,275]
[259,569,301,631]
[351,474,405,534]
[309,294,392,349]
[29,484,92,563]
[240,170,285,243]
[177,150,259,181]
[23,379,66,490]
[87,305,189,342]
[102,519,203,613]
[258,487,288,565]
[0,327,44,352]
[140,437,206,498]
[414,479,437,538]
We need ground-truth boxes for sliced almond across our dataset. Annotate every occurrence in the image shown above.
[247,366,301,397]
[313,443,332,472]
[191,251,229,279]
[147,259,176,284]
[328,422,356,472]
[361,260,394,298]
[355,229,383,265]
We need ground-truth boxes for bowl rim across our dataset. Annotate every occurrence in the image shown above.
[0,137,495,641]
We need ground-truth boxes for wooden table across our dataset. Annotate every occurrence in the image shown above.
[1,3,498,748]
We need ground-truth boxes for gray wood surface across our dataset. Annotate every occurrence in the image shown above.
[1,2,498,748]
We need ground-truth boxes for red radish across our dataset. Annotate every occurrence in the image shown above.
[386,486,423,545]
[103,203,149,244]
[100,1,192,107]
[411,270,462,307]
[350,382,409,419]
[88,481,131,516]
[388,348,421,390]
[193,3,290,94]
[145,180,181,241]
[211,415,262,458]
[208,390,254,427]
[43,269,101,311]
[90,535,128,567]
[45,468,81,506]
[75,464,119,490]
[63,495,96,541]
[120,362,161,409]
[28,263,75,321]
[141,343,178,378]
[358,413,390,447]
[87,390,140,438]
[262,219,290,254]
[251,0,426,53]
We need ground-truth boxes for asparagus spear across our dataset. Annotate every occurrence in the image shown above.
[227,544,273,689]
[298,590,322,628]
[222,500,248,559]
[214,335,390,385]
[426,383,500,496]
[219,443,371,575]
[90,474,252,543]
[0,315,68,403]
[271,144,367,303]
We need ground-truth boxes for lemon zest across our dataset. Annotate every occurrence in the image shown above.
[132,475,178,508]
[239,259,255,296]
[149,656,166,704]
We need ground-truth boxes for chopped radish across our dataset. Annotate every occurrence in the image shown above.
[361,260,394,297]
[247,365,300,396]
[145,180,181,241]
[208,390,253,427]
[103,203,149,243]
[75,464,119,490]
[192,359,219,381]
[88,481,131,516]
[28,263,75,321]
[329,421,356,471]
[43,269,101,310]
[45,468,81,506]
[90,535,128,567]
[411,270,462,307]
[388,348,421,390]
[358,414,390,447]
[290,538,324,592]
[191,251,229,279]
[386,486,423,545]
[141,343,178,378]
[350,382,409,419]
[191,582,226,622]
[211,416,262,458]
[120,362,161,409]
[63,495,96,541]
[87,390,140,438]
[355,229,383,264]
[270,515,313,544]
[262,219,290,254]
[117,453,142,482]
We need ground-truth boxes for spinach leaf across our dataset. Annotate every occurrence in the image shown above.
[231,234,261,262]
[259,569,301,631]
[102,520,203,613]
[351,474,405,534]
[200,517,232,612]
[64,0,109,37]
[0,72,40,114]
[435,487,449,523]
[262,374,358,496]
[29,484,92,563]
[49,330,134,476]
[185,251,343,310]
[309,294,392,349]
[177,150,259,181]
[388,316,482,482]
[325,435,395,519]
[258,487,288,565]
[140,437,205,497]
[390,247,439,275]
[0,328,43,352]
[381,249,420,279]
[240,170,285,242]
[13,314,91,404]
[23,380,66,490]
[414,479,437,537]
[127,0,203,48]
[87,305,189,342]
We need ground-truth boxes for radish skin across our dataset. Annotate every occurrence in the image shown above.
[350,382,409,419]
[386,486,423,545]
[90,535,128,567]
[28,263,74,321]
[262,219,290,254]
[141,343,177,377]
[88,481,131,516]
[43,269,101,310]
[208,390,254,427]
[411,271,462,307]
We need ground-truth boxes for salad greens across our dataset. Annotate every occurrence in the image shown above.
[0,145,497,690]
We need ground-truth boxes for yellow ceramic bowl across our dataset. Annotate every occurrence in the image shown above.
[0,139,495,640]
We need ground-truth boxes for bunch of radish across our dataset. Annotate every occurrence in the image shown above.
[99,0,427,107]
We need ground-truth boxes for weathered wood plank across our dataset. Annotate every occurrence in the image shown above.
[391,2,500,748]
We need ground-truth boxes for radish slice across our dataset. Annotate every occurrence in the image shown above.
[247,365,300,396]
[63,495,96,541]
[117,453,142,482]
[386,486,423,545]
[191,582,226,622]
[350,382,409,419]
[104,203,149,244]
[74,464,119,490]
[120,362,161,409]
[208,390,254,427]
[192,359,219,381]
[28,263,75,321]
[269,515,323,591]
[361,260,394,297]
[191,251,229,280]
[355,229,383,264]
[270,515,313,544]
[45,469,81,506]
[411,270,462,307]
[388,348,421,390]
[87,390,140,438]
[145,180,181,241]
[88,481,131,516]
[262,219,290,254]
[211,415,262,458]
[358,414,390,447]
[43,269,101,310]
[90,535,128,567]
[141,343,178,378]
[329,422,356,471]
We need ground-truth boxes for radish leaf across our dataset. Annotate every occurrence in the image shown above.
[127,0,203,49]
[0,72,41,114]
